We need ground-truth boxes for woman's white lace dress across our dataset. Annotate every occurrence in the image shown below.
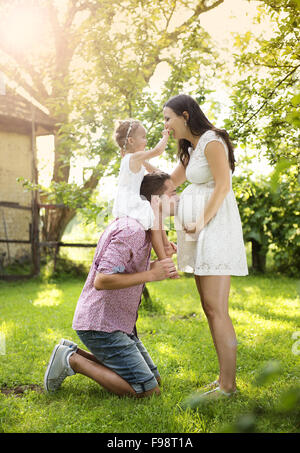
[175,130,248,276]
[112,153,154,230]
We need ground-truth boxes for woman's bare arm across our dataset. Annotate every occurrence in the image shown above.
[192,141,230,232]
[170,161,187,188]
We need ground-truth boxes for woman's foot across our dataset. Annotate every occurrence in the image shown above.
[182,385,237,410]
[204,379,219,390]
[199,386,237,401]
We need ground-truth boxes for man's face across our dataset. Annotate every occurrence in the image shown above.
[159,179,179,217]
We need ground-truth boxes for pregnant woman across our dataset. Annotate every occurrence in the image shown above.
[164,94,248,398]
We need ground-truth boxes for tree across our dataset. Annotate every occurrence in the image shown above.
[233,162,299,276]
[0,0,224,244]
[223,0,299,275]
[234,173,274,273]
[224,0,300,165]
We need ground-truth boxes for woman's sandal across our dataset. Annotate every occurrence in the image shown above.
[204,379,219,390]
[200,386,237,401]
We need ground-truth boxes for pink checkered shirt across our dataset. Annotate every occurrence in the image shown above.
[72,217,152,335]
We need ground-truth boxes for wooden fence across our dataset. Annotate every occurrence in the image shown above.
[0,201,97,280]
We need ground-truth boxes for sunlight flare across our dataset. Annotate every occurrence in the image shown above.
[0,4,47,53]
[33,286,63,307]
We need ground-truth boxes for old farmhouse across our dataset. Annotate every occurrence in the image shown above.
[0,89,56,271]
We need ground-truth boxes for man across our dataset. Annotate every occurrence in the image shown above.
[44,172,179,398]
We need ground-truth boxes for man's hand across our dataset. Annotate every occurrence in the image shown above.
[149,258,179,281]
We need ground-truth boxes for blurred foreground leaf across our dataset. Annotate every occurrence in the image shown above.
[254,361,282,387]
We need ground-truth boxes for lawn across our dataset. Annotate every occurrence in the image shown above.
[0,273,299,433]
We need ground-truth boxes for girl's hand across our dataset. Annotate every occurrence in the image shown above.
[164,241,177,257]
[170,241,177,253]
[162,129,170,139]
[157,129,170,149]
[150,129,170,157]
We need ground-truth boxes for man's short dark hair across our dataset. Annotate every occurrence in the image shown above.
[140,172,171,202]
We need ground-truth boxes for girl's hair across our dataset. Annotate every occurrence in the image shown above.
[164,94,236,172]
[114,119,141,152]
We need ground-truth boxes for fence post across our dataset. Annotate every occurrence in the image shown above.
[31,199,40,276]
[31,105,40,276]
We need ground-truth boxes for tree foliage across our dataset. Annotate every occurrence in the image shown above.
[224,0,300,165]
[1,0,298,277]
[225,0,299,276]
[0,0,224,241]
[233,162,300,276]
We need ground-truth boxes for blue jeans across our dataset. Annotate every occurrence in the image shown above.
[76,330,160,394]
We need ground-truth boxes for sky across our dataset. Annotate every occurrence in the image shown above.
[34,0,274,197]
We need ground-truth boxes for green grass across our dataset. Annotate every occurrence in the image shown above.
[0,274,299,433]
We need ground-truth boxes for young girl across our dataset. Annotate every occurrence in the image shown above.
[113,119,177,265]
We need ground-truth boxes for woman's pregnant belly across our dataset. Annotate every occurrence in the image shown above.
[177,183,214,228]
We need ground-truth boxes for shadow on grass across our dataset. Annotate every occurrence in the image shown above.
[0,275,299,433]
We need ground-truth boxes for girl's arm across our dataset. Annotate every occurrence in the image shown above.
[150,197,167,260]
[161,228,170,247]
[151,230,179,278]
[150,208,179,277]
[143,160,160,173]
[129,131,169,173]
[151,229,167,260]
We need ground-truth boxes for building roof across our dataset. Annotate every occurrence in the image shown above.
[0,90,57,136]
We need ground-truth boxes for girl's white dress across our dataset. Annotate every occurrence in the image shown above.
[175,130,248,276]
[112,153,154,230]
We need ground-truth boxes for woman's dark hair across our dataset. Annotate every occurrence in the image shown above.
[164,94,236,172]
[140,172,171,202]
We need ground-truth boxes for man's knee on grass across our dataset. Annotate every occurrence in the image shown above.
[134,385,160,398]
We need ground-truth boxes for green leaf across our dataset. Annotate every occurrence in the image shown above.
[254,361,282,387]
